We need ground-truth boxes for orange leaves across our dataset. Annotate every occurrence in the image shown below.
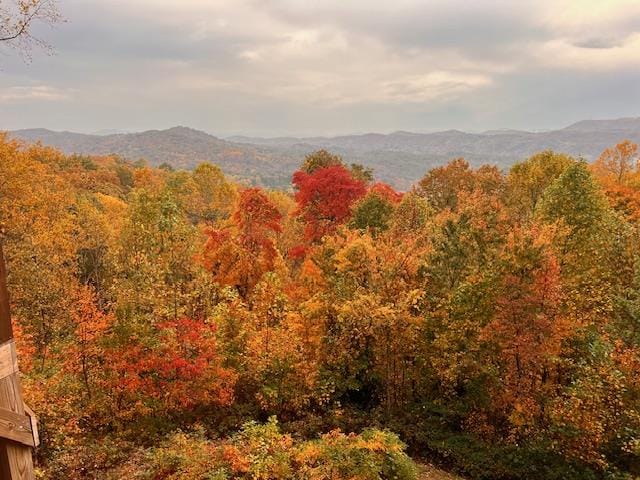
[6,138,640,477]
[63,286,114,400]
[369,182,402,204]
[418,157,503,212]
[481,226,568,436]
[591,141,640,221]
[233,187,282,257]
[593,140,639,185]
[138,419,416,480]
[203,187,282,297]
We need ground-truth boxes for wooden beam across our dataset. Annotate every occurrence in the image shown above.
[23,405,38,448]
[0,241,11,341]
[0,406,34,448]
[0,241,35,480]
[0,340,18,380]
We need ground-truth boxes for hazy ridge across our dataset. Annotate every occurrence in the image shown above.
[10,117,640,189]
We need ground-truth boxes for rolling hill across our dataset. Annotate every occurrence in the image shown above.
[9,117,640,189]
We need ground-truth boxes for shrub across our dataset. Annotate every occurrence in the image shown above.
[296,428,417,480]
[127,419,417,480]
[135,427,228,480]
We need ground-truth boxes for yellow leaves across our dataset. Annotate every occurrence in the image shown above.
[334,232,377,278]
[0,135,75,247]
[94,192,127,236]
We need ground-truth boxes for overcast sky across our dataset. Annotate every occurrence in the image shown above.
[1,0,639,137]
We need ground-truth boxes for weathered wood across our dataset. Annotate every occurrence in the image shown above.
[0,242,11,342]
[0,373,34,480]
[22,405,39,448]
[0,406,34,448]
[0,340,18,380]
[0,241,35,479]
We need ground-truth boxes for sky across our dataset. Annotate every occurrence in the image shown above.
[1,0,639,137]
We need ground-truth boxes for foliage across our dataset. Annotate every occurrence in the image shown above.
[293,164,366,241]
[506,150,575,219]
[128,418,417,480]
[417,158,503,211]
[2,136,640,478]
[203,187,282,297]
[350,191,395,234]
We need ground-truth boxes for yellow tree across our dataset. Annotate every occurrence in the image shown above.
[0,136,77,370]
[506,151,575,219]
[591,141,640,222]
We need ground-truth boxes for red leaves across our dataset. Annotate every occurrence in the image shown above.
[369,182,402,203]
[293,164,366,241]
[288,244,308,260]
[107,318,236,413]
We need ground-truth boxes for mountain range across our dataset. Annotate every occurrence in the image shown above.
[8,117,640,189]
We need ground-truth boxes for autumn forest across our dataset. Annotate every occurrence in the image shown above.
[1,132,639,479]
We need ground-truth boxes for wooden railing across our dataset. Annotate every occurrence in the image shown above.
[0,241,37,480]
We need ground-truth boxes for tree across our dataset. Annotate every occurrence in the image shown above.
[370,182,402,204]
[188,163,237,224]
[63,285,112,401]
[506,151,575,219]
[0,136,77,371]
[112,188,206,325]
[301,150,373,183]
[418,158,503,211]
[482,226,567,439]
[241,274,319,416]
[536,162,626,322]
[105,317,236,420]
[350,192,395,234]
[233,188,282,257]
[590,141,640,222]
[592,140,639,185]
[204,188,282,297]
[421,190,509,398]
[349,163,374,184]
[388,191,431,236]
[300,150,344,174]
[293,164,366,242]
[0,0,62,57]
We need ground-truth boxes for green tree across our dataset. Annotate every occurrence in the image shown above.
[301,149,344,174]
[536,162,628,322]
[507,151,575,219]
[350,192,395,234]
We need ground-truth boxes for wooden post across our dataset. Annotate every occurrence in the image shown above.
[0,241,35,480]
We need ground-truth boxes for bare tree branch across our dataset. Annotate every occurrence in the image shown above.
[0,0,62,58]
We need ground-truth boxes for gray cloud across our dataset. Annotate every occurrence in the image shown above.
[573,37,624,49]
[0,0,638,136]
[257,0,549,60]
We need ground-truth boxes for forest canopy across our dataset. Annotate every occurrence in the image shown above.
[1,134,640,479]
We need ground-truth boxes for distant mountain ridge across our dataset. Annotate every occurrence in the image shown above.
[560,117,640,132]
[9,117,640,189]
[10,126,301,187]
